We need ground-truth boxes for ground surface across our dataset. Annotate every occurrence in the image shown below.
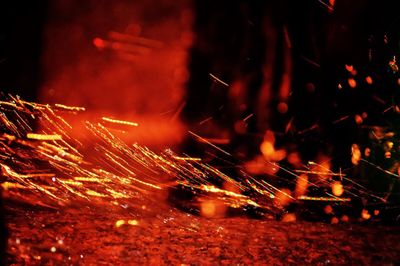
[5,200,400,266]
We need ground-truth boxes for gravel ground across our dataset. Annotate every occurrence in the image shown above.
[5,200,400,265]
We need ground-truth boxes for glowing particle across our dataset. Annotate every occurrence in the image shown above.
[331,217,339,224]
[385,151,391,159]
[128,220,139,226]
[324,205,333,215]
[234,120,247,134]
[354,115,363,125]
[348,78,357,88]
[385,141,394,150]
[365,76,373,85]
[50,247,57,253]
[15,238,20,244]
[260,141,274,157]
[364,147,371,157]
[332,181,344,196]
[58,239,64,245]
[277,102,288,114]
[93,37,106,48]
[341,215,349,223]
[351,144,361,165]
[115,220,125,228]
[361,112,368,119]
[287,152,301,166]
[338,83,342,89]
[345,65,354,72]
[389,57,399,72]
[361,209,371,220]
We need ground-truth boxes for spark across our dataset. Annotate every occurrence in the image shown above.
[27,133,62,141]
[188,131,232,156]
[173,156,202,162]
[209,73,229,87]
[54,104,86,112]
[299,55,320,68]
[101,117,139,127]
[243,113,254,122]
[199,116,213,125]
[297,195,351,202]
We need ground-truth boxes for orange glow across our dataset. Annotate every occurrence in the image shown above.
[244,155,278,175]
[331,181,344,196]
[281,213,296,222]
[324,205,333,214]
[115,220,125,228]
[200,199,227,218]
[274,188,293,207]
[127,220,138,225]
[351,144,361,165]
[331,217,339,224]
[287,152,301,167]
[200,200,217,218]
[365,76,373,85]
[361,209,371,220]
[93,37,106,49]
[309,155,332,181]
[348,78,357,88]
[294,174,308,197]
[260,141,274,157]
[364,147,371,157]
[354,115,363,125]
[341,215,349,223]
[260,130,286,161]
[345,65,354,72]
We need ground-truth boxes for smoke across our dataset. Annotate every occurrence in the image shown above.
[40,0,193,146]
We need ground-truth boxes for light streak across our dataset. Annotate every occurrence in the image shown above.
[188,131,231,156]
[101,117,139,127]
[27,133,62,141]
[209,73,229,87]
[297,195,351,202]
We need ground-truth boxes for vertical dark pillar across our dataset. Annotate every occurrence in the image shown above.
[0,1,48,262]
